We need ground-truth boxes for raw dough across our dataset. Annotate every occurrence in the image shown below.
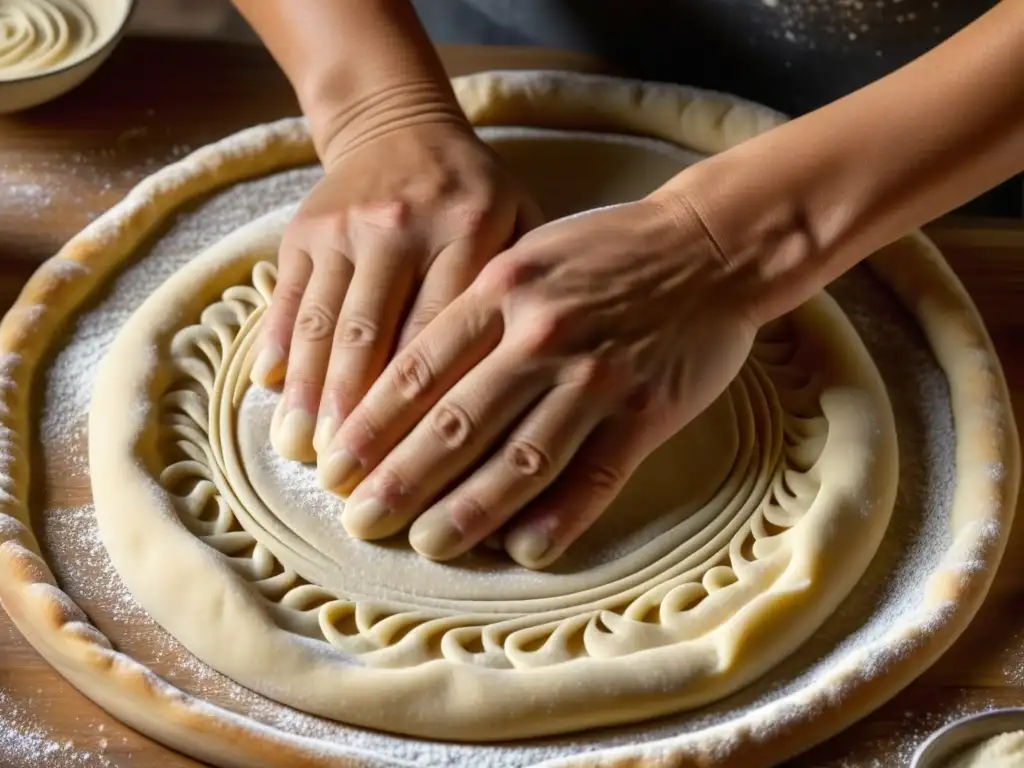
[0,70,1014,768]
[88,128,899,740]
[945,731,1024,768]
[0,0,96,78]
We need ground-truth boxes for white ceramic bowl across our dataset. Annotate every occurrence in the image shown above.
[0,0,135,115]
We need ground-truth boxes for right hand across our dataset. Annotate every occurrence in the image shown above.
[317,194,760,568]
[252,119,543,465]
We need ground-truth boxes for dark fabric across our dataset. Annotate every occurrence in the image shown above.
[412,0,1021,218]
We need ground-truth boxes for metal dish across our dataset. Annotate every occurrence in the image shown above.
[911,708,1024,767]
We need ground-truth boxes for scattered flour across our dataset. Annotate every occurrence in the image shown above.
[0,687,113,768]
[42,504,139,623]
[853,700,1002,768]
[761,0,947,48]
[0,183,53,211]
[0,159,116,223]
[247,388,340,525]
[1002,626,1024,687]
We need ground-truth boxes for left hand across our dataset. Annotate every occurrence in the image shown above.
[317,195,760,569]
[253,121,541,462]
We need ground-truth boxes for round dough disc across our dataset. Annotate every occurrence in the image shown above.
[89,128,898,740]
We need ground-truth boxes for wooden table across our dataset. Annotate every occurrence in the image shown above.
[0,38,1021,768]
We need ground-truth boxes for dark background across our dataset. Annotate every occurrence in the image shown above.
[128,0,1022,218]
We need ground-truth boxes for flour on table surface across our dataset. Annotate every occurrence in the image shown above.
[38,165,324,469]
[29,161,984,767]
[762,0,947,48]
[807,697,1002,767]
[0,153,168,224]
[0,687,114,768]
[1004,645,1024,688]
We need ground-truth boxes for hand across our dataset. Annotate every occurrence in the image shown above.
[252,121,542,462]
[316,195,760,569]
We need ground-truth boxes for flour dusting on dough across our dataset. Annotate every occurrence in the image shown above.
[248,386,342,525]
[27,156,988,765]
[44,505,139,623]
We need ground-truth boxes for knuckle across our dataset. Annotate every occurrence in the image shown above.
[518,309,567,355]
[294,209,343,243]
[392,349,434,401]
[342,406,381,455]
[294,302,337,342]
[451,200,492,235]
[429,402,475,450]
[281,220,311,249]
[405,300,448,331]
[371,467,413,507]
[476,255,538,297]
[504,438,552,479]
[567,354,629,395]
[281,372,321,394]
[316,214,349,244]
[272,276,306,308]
[583,462,625,494]
[626,384,654,413]
[350,201,412,233]
[322,377,362,413]
[448,494,492,536]
[336,315,379,348]
[570,355,611,388]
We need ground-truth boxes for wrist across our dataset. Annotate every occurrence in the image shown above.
[653,0,1024,328]
[651,155,822,330]
[306,76,471,168]
[241,0,472,167]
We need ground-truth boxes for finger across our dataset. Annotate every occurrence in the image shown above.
[393,194,544,352]
[337,345,552,540]
[395,239,479,352]
[251,245,312,387]
[408,376,608,561]
[313,249,414,455]
[270,255,352,463]
[316,286,501,494]
[503,417,650,569]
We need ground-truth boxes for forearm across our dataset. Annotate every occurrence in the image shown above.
[232,0,466,163]
[666,0,1024,325]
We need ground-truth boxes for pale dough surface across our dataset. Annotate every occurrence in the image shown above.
[88,127,900,740]
[0,0,126,80]
[0,69,1014,768]
[946,731,1024,768]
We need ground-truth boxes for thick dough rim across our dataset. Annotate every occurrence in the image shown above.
[0,70,1017,768]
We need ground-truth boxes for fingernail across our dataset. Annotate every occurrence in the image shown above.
[313,415,340,456]
[270,400,316,463]
[342,498,391,539]
[317,447,360,493]
[409,517,463,561]
[251,342,286,387]
[505,527,554,569]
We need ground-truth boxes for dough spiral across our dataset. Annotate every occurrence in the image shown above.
[152,247,892,674]
[0,0,96,78]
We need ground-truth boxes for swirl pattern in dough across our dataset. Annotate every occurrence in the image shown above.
[89,134,900,740]
[0,0,96,78]
[159,259,844,670]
